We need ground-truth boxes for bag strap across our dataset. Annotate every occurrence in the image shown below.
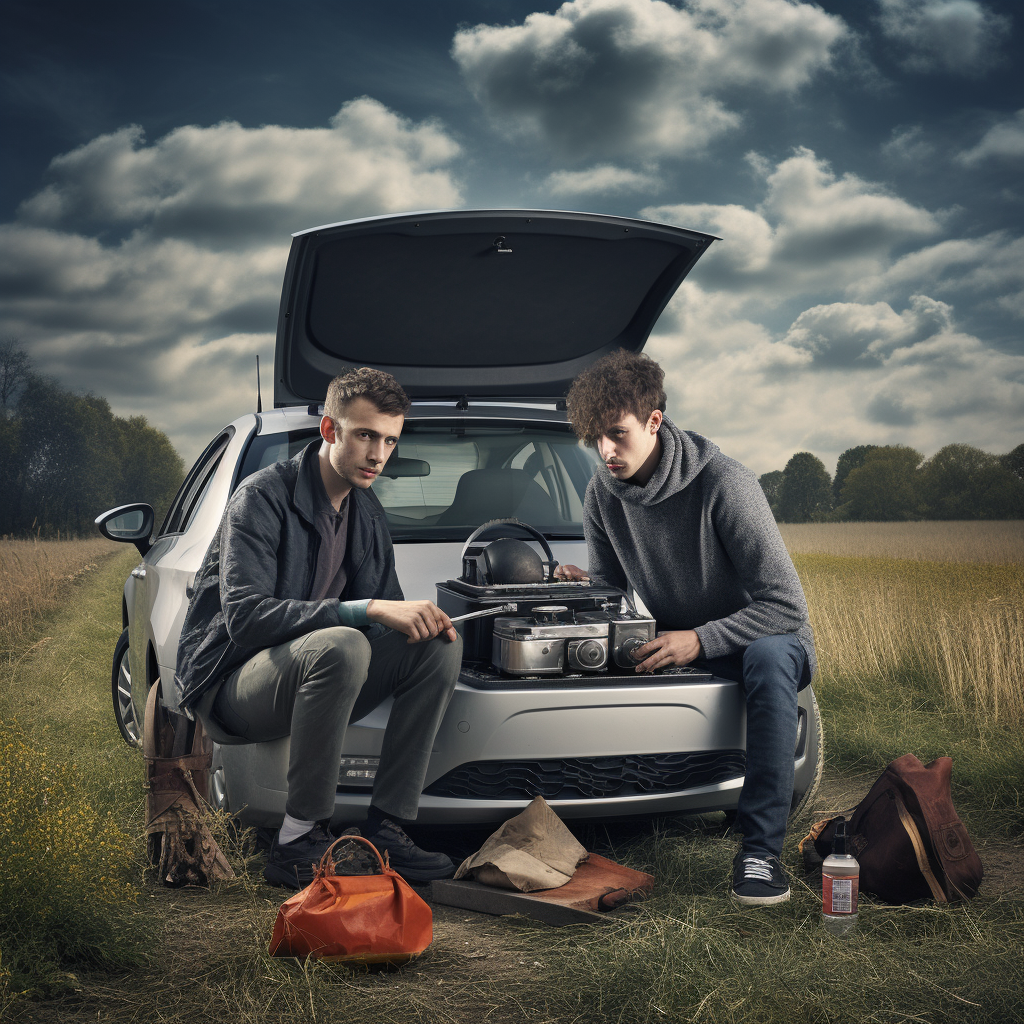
[315,833,391,878]
[893,791,946,903]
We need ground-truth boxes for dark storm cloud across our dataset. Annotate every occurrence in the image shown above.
[874,0,1011,74]
[452,0,847,161]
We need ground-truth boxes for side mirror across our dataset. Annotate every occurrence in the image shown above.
[95,503,155,556]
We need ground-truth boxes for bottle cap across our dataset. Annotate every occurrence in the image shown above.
[833,817,848,855]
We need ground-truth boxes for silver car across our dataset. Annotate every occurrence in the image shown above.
[97,209,823,829]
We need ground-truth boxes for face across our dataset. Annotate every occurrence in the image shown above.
[320,396,403,494]
[595,409,663,484]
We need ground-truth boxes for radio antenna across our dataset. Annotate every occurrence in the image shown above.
[256,354,263,413]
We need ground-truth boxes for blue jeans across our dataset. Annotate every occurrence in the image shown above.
[693,634,810,859]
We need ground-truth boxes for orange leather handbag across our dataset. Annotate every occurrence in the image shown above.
[269,835,433,964]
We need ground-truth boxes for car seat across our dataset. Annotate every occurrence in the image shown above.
[435,468,563,526]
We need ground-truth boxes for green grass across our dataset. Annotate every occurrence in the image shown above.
[1,545,1023,1023]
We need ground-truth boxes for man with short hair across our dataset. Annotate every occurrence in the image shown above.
[557,350,816,905]
[176,367,461,888]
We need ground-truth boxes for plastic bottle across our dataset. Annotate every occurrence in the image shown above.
[822,817,859,937]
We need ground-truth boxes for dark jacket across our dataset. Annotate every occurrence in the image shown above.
[585,416,816,678]
[175,441,403,710]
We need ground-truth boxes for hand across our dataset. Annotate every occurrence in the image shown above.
[553,563,590,582]
[632,630,702,673]
[366,599,457,643]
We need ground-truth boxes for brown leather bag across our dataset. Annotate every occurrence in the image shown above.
[269,835,433,964]
[803,754,983,903]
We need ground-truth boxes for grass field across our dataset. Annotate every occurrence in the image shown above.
[779,519,1024,564]
[0,537,119,656]
[1,528,1022,1023]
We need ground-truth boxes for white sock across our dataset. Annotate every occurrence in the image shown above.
[278,814,316,845]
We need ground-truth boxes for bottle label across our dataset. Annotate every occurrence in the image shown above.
[823,874,858,914]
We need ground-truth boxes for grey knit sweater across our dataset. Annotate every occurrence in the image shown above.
[584,415,816,676]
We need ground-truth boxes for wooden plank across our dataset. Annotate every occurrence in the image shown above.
[431,854,654,927]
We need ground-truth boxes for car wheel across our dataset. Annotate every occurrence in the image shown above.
[111,628,141,747]
[790,689,824,821]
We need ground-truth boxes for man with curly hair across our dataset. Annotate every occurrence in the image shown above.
[177,368,461,889]
[557,350,816,905]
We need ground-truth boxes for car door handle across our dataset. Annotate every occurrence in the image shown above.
[131,565,147,579]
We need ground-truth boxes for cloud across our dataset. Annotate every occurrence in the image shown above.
[781,294,954,368]
[956,109,1024,165]
[851,232,1024,317]
[544,164,662,195]
[643,147,941,301]
[0,100,464,461]
[452,0,847,160]
[881,125,936,164]
[17,97,463,245]
[875,0,1011,75]
[648,287,1024,473]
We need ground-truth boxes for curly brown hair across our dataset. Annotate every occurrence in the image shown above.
[566,350,666,445]
[324,367,411,419]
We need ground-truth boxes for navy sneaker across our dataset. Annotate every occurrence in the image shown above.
[263,824,376,890]
[731,852,791,906]
[360,818,454,882]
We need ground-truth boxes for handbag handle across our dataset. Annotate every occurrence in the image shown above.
[893,791,947,903]
[314,833,391,879]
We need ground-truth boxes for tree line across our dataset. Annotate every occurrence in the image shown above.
[759,442,1024,523]
[0,341,185,537]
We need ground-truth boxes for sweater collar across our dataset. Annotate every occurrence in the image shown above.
[595,415,718,505]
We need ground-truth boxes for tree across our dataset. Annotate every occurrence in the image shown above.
[1001,443,1024,481]
[758,470,784,518]
[778,452,832,522]
[919,443,1024,520]
[842,446,923,521]
[0,338,30,418]
[0,348,185,536]
[833,444,879,505]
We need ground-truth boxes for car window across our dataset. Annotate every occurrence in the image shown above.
[236,421,601,541]
[159,429,234,536]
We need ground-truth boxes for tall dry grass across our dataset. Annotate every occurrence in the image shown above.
[795,554,1024,729]
[0,537,120,655]
[780,520,1024,564]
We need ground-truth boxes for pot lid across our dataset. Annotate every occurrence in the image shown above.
[274,208,716,405]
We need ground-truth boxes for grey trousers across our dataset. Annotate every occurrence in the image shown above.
[201,626,462,822]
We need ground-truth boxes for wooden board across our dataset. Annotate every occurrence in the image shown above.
[431,853,654,926]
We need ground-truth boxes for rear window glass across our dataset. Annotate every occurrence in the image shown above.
[237,421,601,542]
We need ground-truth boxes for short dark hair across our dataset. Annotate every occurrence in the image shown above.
[566,350,666,445]
[324,367,411,419]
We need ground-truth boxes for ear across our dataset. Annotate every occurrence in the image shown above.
[320,415,337,444]
[648,409,663,433]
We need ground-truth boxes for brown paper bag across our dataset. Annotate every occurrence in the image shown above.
[454,795,587,892]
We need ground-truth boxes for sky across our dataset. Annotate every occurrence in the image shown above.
[1,0,1022,475]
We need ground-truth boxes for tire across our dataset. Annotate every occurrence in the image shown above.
[112,628,141,747]
[790,688,824,821]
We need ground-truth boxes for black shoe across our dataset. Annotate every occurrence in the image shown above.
[360,818,454,882]
[731,851,791,906]
[263,824,376,890]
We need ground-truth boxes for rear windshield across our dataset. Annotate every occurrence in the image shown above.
[238,420,602,542]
